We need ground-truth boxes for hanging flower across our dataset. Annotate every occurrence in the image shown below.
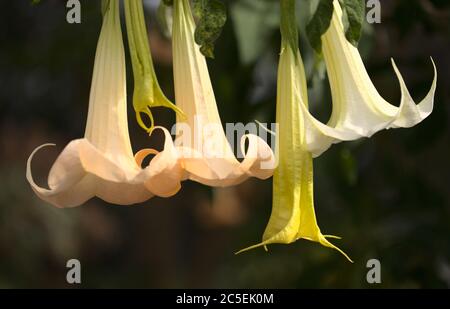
[237,0,351,261]
[138,0,276,187]
[124,0,185,133]
[304,0,437,157]
[26,0,183,207]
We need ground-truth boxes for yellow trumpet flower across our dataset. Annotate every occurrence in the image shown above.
[238,42,351,260]
[26,0,183,207]
[237,0,352,260]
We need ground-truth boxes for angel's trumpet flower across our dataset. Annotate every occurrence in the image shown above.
[238,0,351,261]
[26,0,183,207]
[304,0,437,157]
[124,0,185,133]
[137,0,275,186]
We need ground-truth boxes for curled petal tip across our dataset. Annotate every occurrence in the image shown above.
[235,242,266,255]
[317,235,353,263]
[135,108,154,133]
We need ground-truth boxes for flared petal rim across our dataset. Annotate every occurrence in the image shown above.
[136,127,276,188]
[303,0,438,157]
[297,56,437,158]
[27,134,186,207]
[182,133,275,187]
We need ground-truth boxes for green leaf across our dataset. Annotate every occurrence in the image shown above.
[340,0,365,46]
[193,0,207,19]
[306,0,334,54]
[200,43,215,59]
[280,0,298,54]
[162,0,173,6]
[230,0,279,64]
[193,0,227,58]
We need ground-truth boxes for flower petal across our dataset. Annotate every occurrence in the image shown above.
[283,48,362,157]
[389,58,437,128]
[239,133,276,180]
[180,133,276,187]
[288,0,437,157]
[27,140,153,208]
[27,143,93,208]
[237,44,351,260]
[317,0,437,142]
[170,0,276,187]
[135,127,184,197]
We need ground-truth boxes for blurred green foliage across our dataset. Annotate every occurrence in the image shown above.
[0,0,449,288]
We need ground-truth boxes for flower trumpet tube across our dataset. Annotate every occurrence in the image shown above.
[26,0,183,207]
[161,0,275,186]
[305,0,437,157]
[237,0,351,261]
[124,0,185,133]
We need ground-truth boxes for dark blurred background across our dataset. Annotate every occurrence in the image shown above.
[0,0,449,288]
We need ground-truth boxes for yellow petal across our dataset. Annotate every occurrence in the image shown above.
[124,0,185,133]
[238,42,350,261]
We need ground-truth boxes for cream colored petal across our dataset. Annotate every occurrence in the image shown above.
[172,0,224,128]
[318,0,437,140]
[286,0,437,157]
[94,176,153,205]
[170,0,275,186]
[135,127,184,197]
[284,47,362,157]
[182,157,243,187]
[299,99,363,157]
[85,0,134,165]
[27,140,153,208]
[239,134,276,180]
[389,58,437,128]
[27,143,93,208]
[48,139,128,186]
[179,133,275,187]
[26,0,187,207]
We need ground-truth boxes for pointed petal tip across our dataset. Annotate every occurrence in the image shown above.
[235,242,268,255]
[389,56,437,129]
[323,234,342,240]
[318,235,353,263]
[390,57,437,88]
[430,56,437,79]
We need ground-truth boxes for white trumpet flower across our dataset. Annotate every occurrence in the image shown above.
[136,0,275,187]
[26,0,183,207]
[302,0,437,157]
